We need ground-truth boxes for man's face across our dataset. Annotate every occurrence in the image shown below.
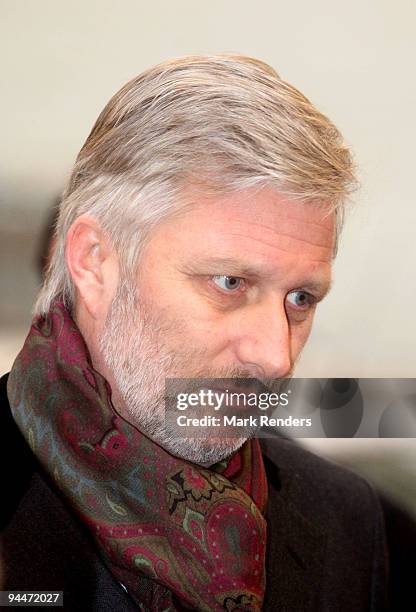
[99,186,335,464]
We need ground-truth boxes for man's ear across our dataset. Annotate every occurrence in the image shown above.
[66,215,119,319]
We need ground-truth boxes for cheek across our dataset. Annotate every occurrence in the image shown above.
[146,283,221,335]
[290,316,316,355]
[158,302,232,365]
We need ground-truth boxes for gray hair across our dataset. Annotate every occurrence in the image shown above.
[35,54,357,316]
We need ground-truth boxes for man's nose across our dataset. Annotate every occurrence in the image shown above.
[232,299,292,380]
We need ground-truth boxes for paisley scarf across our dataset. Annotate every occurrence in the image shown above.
[7,302,268,611]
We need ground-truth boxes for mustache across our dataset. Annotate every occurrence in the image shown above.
[181,365,293,395]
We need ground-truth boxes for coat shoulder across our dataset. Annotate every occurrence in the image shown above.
[261,434,382,520]
[261,435,389,611]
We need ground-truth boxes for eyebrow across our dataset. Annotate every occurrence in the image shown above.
[180,256,333,299]
[182,257,273,277]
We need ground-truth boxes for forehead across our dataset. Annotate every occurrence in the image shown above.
[139,186,335,293]
[164,186,334,258]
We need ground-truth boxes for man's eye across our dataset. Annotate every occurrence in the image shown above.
[212,275,243,292]
[286,290,315,310]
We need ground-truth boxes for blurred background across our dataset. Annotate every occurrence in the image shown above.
[1,1,415,515]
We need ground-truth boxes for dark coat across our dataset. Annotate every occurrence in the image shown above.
[0,373,391,611]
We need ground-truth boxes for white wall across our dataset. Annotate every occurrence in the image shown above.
[1,0,415,376]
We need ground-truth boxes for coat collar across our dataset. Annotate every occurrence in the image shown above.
[261,435,327,610]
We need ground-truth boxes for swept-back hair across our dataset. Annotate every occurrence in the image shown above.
[35,54,357,315]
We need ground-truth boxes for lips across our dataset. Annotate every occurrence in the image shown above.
[208,378,267,396]
[204,383,263,414]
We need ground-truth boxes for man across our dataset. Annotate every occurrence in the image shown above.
[1,55,388,610]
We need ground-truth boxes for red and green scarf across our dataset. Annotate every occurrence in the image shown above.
[7,302,268,611]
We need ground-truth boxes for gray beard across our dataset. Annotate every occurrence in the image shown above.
[98,289,252,465]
